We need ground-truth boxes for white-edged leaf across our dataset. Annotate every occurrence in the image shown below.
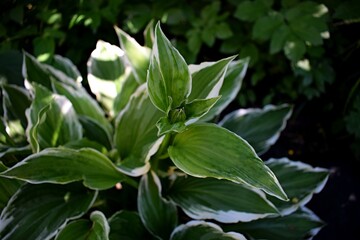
[185,97,221,122]
[170,221,246,240]
[168,176,278,223]
[113,70,139,114]
[201,58,249,121]
[0,148,127,190]
[50,54,83,84]
[26,84,82,152]
[114,85,163,176]
[168,123,288,200]
[115,26,151,84]
[0,162,22,210]
[188,56,235,101]
[138,171,178,239]
[223,207,324,240]
[220,104,293,155]
[108,210,150,240]
[266,158,329,215]
[147,22,191,113]
[87,40,125,110]
[56,211,109,240]
[0,183,97,240]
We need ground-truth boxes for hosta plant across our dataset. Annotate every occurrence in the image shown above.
[0,22,329,240]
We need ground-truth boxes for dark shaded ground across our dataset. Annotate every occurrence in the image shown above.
[263,97,360,239]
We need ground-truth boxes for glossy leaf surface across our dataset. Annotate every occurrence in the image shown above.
[138,171,178,239]
[1,148,126,190]
[168,124,287,200]
[223,207,324,240]
[56,211,109,240]
[220,104,292,155]
[114,85,163,176]
[266,158,329,215]
[168,176,278,223]
[170,221,246,240]
[147,22,191,113]
[0,183,96,240]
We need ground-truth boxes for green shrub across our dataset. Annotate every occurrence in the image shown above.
[0,23,328,239]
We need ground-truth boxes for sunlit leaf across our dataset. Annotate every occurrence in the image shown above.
[56,211,109,240]
[147,22,191,113]
[0,183,97,240]
[115,26,151,83]
[0,148,127,190]
[168,123,288,200]
[170,221,246,240]
[168,176,278,223]
[220,104,292,155]
[138,171,178,239]
[50,55,82,83]
[114,85,163,176]
[266,158,329,215]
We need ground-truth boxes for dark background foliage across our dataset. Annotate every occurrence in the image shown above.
[1,0,360,238]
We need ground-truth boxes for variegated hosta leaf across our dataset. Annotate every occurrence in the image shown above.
[108,210,150,240]
[223,207,324,240]
[52,80,113,141]
[0,148,127,190]
[26,84,82,152]
[138,171,178,239]
[143,20,155,48]
[168,123,288,200]
[184,96,220,122]
[56,211,109,240]
[188,56,235,101]
[266,158,329,215]
[115,26,151,84]
[147,22,191,113]
[113,70,139,114]
[170,221,246,240]
[87,40,125,110]
[0,162,22,210]
[114,85,163,176]
[220,104,293,155]
[50,54,83,84]
[23,52,53,89]
[167,176,278,223]
[0,183,97,240]
[201,58,249,121]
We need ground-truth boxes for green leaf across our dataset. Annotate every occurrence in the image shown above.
[26,84,83,151]
[138,171,178,239]
[234,0,271,22]
[0,148,127,190]
[79,116,112,150]
[108,210,150,240]
[170,221,246,240]
[285,2,320,21]
[220,104,293,155]
[0,183,97,240]
[115,26,151,84]
[239,43,259,66]
[289,17,323,46]
[50,55,82,83]
[56,211,109,240]
[223,207,324,240]
[252,14,284,41]
[0,162,22,210]
[184,97,220,121]
[266,158,329,215]
[1,84,31,128]
[114,85,163,176]
[168,124,288,200]
[51,80,113,139]
[87,40,125,110]
[33,36,55,63]
[270,24,291,54]
[23,52,52,89]
[143,20,155,48]
[202,58,249,121]
[284,35,306,62]
[156,116,187,136]
[0,50,23,86]
[113,71,139,114]
[215,22,233,39]
[147,22,191,113]
[188,56,235,101]
[168,176,278,223]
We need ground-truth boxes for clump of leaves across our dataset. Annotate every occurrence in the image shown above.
[0,22,328,239]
